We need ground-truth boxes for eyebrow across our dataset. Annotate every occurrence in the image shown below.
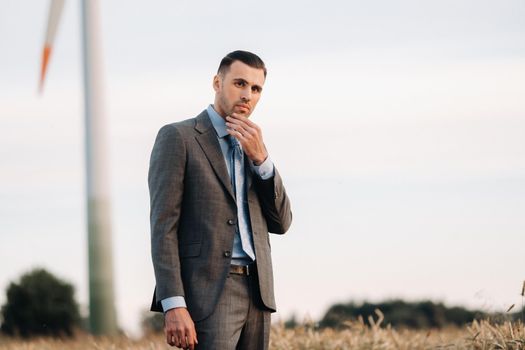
[233,78,263,92]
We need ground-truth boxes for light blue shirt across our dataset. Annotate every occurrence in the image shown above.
[161,105,275,312]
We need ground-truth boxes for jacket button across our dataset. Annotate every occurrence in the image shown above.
[223,250,232,257]
[227,219,236,225]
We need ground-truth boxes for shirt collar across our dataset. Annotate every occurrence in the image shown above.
[206,104,229,138]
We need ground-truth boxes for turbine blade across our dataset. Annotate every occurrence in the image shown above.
[39,0,66,93]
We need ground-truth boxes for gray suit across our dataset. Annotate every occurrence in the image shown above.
[148,110,292,324]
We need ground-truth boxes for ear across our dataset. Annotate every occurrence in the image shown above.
[212,75,220,92]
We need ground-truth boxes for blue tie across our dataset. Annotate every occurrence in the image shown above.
[229,136,256,260]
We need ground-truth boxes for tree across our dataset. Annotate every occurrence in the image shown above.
[1,268,80,337]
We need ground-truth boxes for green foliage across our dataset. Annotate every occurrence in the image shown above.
[319,299,486,329]
[283,314,298,329]
[140,310,164,334]
[0,268,80,337]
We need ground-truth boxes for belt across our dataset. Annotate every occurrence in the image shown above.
[229,264,253,276]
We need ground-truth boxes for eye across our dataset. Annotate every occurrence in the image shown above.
[252,86,262,93]
[234,81,246,87]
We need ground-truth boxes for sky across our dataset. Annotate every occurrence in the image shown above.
[1,0,524,336]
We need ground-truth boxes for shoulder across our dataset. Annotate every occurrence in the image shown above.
[157,109,210,138]
[155,109,211,142]
[156,115,201,141]
[160,117,195,134]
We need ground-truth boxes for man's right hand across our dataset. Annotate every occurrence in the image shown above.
[164,307,198,349]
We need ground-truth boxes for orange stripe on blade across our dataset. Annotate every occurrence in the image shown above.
[39,45,52,92]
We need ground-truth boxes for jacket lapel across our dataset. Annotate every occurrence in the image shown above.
[194,110,236,201]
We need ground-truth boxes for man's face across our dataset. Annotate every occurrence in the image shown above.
[213,60,265,118]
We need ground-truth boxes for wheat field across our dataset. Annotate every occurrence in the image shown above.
[0,319,523,350]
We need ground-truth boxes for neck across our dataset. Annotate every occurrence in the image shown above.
[212,102,227,119]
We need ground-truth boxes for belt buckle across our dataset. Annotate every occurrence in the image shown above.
[230,263,252,276]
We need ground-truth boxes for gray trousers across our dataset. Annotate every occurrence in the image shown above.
[194,269,271,350]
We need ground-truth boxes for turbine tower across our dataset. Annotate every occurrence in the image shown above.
[40,0,118,335]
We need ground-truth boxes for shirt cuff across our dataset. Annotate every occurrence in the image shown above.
[161,296,187,313]
[251,156,275,180]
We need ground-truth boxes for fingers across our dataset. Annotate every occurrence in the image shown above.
[166,327,197,349]
[226,128,247,143]
[227,114,260,131]
[229,112,259,129]
[166,332,176,346]
[188,331,199,350]
[164,308,198,349]
[177,329,188,349]
[165,327,179,347]
[226,114,267,164]
[181,330,198,350]
[225,117,258,139]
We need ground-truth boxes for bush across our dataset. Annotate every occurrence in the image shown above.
[319,299,484,329]
[141,310,164,334]
[0,268,80,337]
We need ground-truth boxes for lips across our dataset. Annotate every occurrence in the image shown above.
[235,104,250,112]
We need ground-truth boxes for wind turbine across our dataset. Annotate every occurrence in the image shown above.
[40,0,118,335]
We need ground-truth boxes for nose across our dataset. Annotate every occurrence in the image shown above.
[240,87,251,102]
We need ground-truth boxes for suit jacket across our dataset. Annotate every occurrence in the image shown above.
[148,110,292,322]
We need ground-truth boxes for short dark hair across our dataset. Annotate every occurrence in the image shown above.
[217,50,267,78]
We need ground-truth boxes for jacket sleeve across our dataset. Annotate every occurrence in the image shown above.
[253,167,292,234]
[148,124,186,303]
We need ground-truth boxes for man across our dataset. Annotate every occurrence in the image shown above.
[148,50,292,349]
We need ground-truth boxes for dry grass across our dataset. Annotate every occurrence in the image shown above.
[0,319,523,350]
[269,319,524,349]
